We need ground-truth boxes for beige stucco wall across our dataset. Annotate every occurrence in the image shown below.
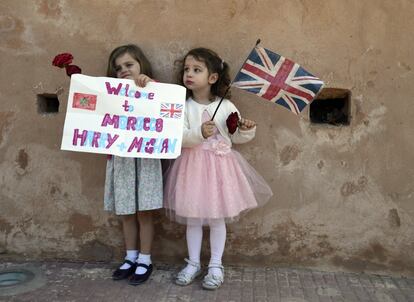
[1,0,413,277]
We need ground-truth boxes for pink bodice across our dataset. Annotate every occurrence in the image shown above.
[200,109,231,155]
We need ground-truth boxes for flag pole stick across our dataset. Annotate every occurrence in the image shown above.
[210,39,261,121]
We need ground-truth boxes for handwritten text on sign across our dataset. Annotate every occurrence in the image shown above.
[61,74,186,158]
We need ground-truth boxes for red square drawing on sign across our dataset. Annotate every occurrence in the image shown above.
[72,93,97,111]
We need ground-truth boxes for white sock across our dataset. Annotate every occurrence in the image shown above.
[136,253,151,274]
[209,219,226,276]
[182,224,202,275]
[120,250,138,269]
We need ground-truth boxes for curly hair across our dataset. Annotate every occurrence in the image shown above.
[176,48,231,99]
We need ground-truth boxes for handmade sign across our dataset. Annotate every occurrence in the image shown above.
[61,74,186,159]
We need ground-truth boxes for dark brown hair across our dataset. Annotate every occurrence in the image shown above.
[106,44,153,78]
[176,47,231,99]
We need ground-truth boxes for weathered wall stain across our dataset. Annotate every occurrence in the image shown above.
[227,0,238,19]
[398,62,411,72]
[0,14,25,49]
[331,235,414,274]
[332,255,387,272]
[0,112,14,147]
[67,213,95,238]
[310,235,335,259]
[274,220,308,257]
[0,218,13,234]
[361,242,388,262]
[36,0,62,18]
[0,0,413,278]
[78,240,113,262]
[49,182,61,196]
[317,160,324,170]
[16,149,28,170]
[332,244,414,275]
[340,176,368,197]
[226,219,336,266]
[279,145,301,166]
[388,208,401,228]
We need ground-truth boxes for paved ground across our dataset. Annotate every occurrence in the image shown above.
[0,261,413,302]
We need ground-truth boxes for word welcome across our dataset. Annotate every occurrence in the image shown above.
[105,82,155,100]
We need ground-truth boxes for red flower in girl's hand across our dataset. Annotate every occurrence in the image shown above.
[52,53,74,68]
[226,112,240,134]
[52,52,82,78]
[65,65,82,77]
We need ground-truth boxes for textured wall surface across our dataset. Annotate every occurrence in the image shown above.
[1,0,413,277]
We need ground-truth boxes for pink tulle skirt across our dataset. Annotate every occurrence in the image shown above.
[164,143,273,225]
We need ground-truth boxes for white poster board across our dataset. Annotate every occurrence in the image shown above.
[61,74,186,159]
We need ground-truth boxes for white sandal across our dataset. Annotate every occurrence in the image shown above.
[202,264,224,290]
[175,258,201,286]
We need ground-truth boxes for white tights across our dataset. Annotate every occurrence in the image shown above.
[184,218,226,276]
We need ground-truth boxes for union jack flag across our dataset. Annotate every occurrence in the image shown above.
[160,103,183,118]
[233,47,324,115]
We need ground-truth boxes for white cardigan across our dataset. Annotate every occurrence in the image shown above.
[182,97,256,148]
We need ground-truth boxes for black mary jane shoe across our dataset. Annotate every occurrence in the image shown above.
[129,263,153,286]
[112,260,137,280]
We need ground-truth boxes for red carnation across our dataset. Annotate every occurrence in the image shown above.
[226,112,240,134]
[65,65,82,77]
[52,53,73,68]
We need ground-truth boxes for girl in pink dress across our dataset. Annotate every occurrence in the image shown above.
[164,48,273,290]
